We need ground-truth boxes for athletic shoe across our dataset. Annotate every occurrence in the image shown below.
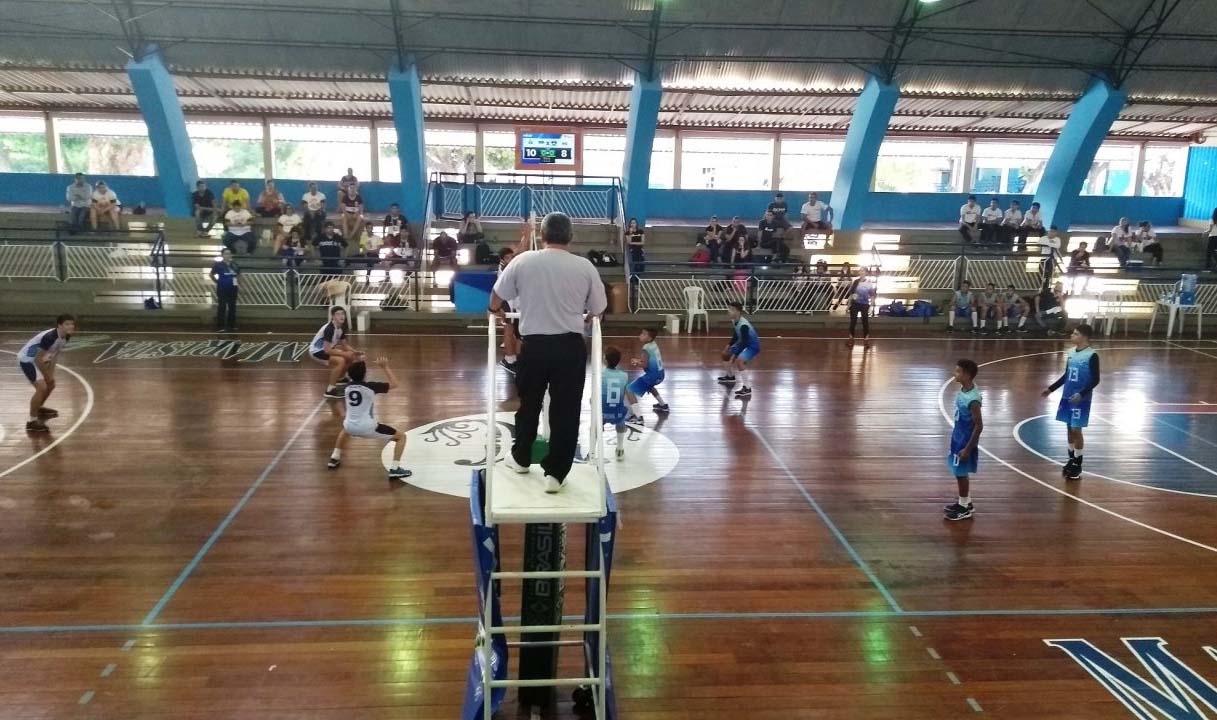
[944,503,974,521]
[217,328,231,334]
[615,446,625,461]
[625,414,645,427]
[863,338,871,348]
[846,337,855,346]
[1017,326,1029,333]
[323,386,345,399]
[388,467,413,480]
[327,457,341,469]
[716,375,737,384]
[544,475,563,494]
[37,407,58,419]
[1062,458,1079,478]
[734,386,752,398]
[336,375,352,385]
[1065,460,1083,480]
[503,455,531,474]
[498,359,518,375]
[946,325,956,332]
[652,403,670,413]
[25,419,49,433]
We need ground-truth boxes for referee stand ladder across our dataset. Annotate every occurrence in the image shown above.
[463,312,619,720]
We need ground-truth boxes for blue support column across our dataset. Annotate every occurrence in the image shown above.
[1034,79,1127,230]
[388,59,428,223]
[126,46,197,217]
[622,72,662,226]
[831,76,899,231]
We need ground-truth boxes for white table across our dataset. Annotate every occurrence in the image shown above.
[1148,300,1203,339]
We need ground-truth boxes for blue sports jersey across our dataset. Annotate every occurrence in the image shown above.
[731,317,760,353]
[954,290,974,310]
[1063,347,1097,399]
[854,279,876,306]
[640,341,664,378]
[950,386,982,454]
[601,367,630,425]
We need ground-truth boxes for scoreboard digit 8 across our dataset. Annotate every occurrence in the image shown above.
[515,127,582,172]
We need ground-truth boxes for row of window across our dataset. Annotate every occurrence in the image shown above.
[0,114,1189,197]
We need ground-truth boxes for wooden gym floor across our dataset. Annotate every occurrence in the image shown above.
[1,327,1216,719]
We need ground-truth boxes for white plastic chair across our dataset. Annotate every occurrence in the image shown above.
[683,286,709,333]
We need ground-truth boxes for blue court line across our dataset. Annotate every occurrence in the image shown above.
[3,607,1217,635]
[140,399,327,625]
[749,427,904,613]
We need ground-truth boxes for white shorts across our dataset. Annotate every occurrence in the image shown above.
[344,421,397,440]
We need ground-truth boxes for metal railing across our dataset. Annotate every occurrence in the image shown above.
[428,172,621,222]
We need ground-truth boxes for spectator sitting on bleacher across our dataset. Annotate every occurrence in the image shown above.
[255,181,285,218]
[382,203,406,244]
[699,228,722,264]
[65,173,92,234]
[315,221,348,271]
[1035,281,1067,334]
[1110,217,1134,267]
[433,230,459,268]
[275,204,302,251]
[1068,242,1092,273]
[766,192,790,230]
[726,215,749,247]
[1000,200,1022,248]
[339,167,358,196]
[274,221,306,269]
[458,212,485,244]
[192,180,217,238]
[223,200,255,254]
[690,239,711,267]
[980,198,1003,245]
[757,210,789,263]
[958,195,981,245]
[1138,221,1163,267]
[222,180,250,214]
[1019,201,1045,252]
[705,214,724,240]
[301,182,327,242]
[90,180,122,231]
[815,259,829,276]
[728,233,752,267]
[339,184,365,250]
[800,192,832,235]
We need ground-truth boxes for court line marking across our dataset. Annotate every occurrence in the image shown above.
[967,697,984,713]
[1013,415,1217,499]
[77,690,94,705]
[1092,415,1217,479]
[750,428,904,613]
[1168,341,1217,360]
[2,606,1217,635]
[140,398,328,625]
[938,349,1217,555]
[1152,415,1217,451]
[0,350,95,481]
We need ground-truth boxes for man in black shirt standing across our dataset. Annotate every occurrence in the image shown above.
[315,222,348,272]
[766,192,790,230]
[192,181,217,238]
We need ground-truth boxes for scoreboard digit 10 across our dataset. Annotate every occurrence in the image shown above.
[515,127,582,172]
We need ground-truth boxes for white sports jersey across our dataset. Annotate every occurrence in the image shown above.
[343,381,389,429]
[311,322,344,353]
[19,328,68,364]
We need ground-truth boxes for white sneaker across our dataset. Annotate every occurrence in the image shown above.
[615,447,625,461]
[503,455,531,474]
[544,475,563,494]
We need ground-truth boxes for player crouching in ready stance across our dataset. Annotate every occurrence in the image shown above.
[328,357,411,481]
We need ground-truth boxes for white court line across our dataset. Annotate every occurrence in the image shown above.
[0,351,94,481]
[937,348,1217,555]
[1092,415,1217,480]
[1012,415,1217,499]
[1168,341,1217,360]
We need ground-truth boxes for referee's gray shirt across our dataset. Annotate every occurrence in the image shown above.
[493,248,607,336]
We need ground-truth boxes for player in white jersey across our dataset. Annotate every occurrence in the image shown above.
[327,357,411,480]
[311,307,363,399]
[18,314,76,433]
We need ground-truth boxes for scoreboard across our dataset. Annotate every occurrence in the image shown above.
[515,127,582,172]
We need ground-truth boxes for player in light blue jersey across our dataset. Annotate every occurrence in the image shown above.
[720,301,760,399]
[945,359,983,521]
[1041,324,1100,480]
[946,280,978,332]
[601,347,631,460]
[625,327,668,424]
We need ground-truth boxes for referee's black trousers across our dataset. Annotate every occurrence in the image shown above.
[513,332,588,483]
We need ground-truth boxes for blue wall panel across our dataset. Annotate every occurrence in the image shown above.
[1182,146,1217,221]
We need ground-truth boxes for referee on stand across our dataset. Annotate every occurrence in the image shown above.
[490,212,608,494]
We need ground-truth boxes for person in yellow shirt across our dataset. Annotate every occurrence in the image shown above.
[221,180,250,213]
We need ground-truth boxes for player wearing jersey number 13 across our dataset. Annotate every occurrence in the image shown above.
[328,357,411,481]
[1041,324,1100,481]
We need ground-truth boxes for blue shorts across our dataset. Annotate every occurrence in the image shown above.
[19,361,40,384]
[1056,396,1091,428]
[603,404,628,426]
[955,306,972,318]
[312,349,330,362]
[627,372,664,396]
[1007,304,1023,318]
[733,346,760,363]
[947,449,978,477]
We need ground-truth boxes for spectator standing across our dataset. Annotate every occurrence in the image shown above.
[625,218,645,273]
[65,173,92,234]
[301,182,328,242]
[1110,217,1134,267]
[339,167,359,195]
[255,181,285,218]
[339,184,365,250]
[221,180,250,214]
[209,247,240,333]
[1020,201,1046,252]
[1041,225,1062,280]
[90,180,121,230]
[980,198,1003,245]
[315,222,348,272]
[192,180,217,237]
[767,192,790,229]
[223,201,255,254]
[490,212,609,493]
[1137,221,1163,266]
[958,195,981,245]
[800,192,832,235]
[1207,208,1217,271]
[458,212,485,244]
[1000,199,1023,248]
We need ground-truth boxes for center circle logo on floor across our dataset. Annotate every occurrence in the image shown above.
[383,412,679,498]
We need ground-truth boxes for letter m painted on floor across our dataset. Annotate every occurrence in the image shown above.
[1045,637,1217,719]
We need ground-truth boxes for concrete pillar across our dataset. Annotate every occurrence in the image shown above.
[830,75,900,231]
[126,46,198,216]
[622,71,662,225]
[387,58,428,222]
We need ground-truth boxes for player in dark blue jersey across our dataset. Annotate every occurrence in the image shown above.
[945,359,983,521]
[1041,324,1100,480]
